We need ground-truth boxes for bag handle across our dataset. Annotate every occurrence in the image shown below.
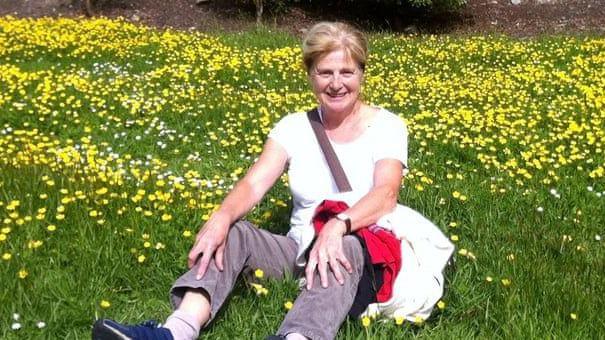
[307,108,352,193]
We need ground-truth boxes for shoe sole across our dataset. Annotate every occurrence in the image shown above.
[92,320,132,340]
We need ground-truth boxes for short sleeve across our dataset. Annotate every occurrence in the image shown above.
[268,113,297,159]
[373,112,408,168]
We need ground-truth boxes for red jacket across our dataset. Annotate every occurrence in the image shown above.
[312,200,401,302]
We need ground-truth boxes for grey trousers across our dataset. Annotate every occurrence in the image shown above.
[169,220,365,340]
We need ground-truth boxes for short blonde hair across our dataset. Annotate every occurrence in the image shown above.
[302,22,368,74]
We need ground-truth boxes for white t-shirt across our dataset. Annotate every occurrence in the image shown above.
[268,107,408,265]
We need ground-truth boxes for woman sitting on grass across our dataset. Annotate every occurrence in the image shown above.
[93,21,413,340]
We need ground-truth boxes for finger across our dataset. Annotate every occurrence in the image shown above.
[329,259,344,285]
[339,255,353,274]
[187,243,202,269]
[196,250,212,280]
[305,259,316,290]
[318,259,329,288]
[215,243,225,271]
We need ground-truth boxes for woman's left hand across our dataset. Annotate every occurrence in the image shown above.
[305,220,354,289]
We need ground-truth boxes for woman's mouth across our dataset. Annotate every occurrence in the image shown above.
[327,92,347,98]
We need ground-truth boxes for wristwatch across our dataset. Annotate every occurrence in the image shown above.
[335,213,352,234]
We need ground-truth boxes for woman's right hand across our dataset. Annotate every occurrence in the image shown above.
[188,211,231,280]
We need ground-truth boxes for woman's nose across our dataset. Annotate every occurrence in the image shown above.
[329,75,343,88]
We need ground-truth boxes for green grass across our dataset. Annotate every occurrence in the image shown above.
[0,17,604,339]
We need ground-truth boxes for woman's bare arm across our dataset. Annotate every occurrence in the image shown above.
[189,138,288,279]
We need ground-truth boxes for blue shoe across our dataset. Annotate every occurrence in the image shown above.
[92,319,174,340]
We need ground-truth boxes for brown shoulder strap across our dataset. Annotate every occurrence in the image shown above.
[307,108,352,193]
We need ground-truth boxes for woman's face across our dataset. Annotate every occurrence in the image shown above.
[309,49,363,116]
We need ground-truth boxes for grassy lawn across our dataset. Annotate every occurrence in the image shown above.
[0,16,604,339]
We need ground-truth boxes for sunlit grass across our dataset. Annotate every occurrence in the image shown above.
[0,17,604,338]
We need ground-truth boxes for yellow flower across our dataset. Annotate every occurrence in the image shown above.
[95,187,108,195]
[161,213,172,221]
[47,224,56,231]
[450,235,459,242]
[2,253,11,260]
[254,268,264,279]
[137,255,146,263]
[0,234,6,241]
[501,278,512,287]
[413,315,425,325]
[18,269,28,279]
[437,300,446,310]
[452,191,461,198]
[284,301,293,310]
[395,316,405,325]
[28,240,43,249]
[570,313,578,320]
[100,300,111,309]
[143,241,151,248]
[361,316,371,327]
[486,276,493,283]
[182,230,192,237]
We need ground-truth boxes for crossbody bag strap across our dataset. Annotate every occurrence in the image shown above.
[307,108,352,193]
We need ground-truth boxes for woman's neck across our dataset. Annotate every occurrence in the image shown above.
[320,101,364,130]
